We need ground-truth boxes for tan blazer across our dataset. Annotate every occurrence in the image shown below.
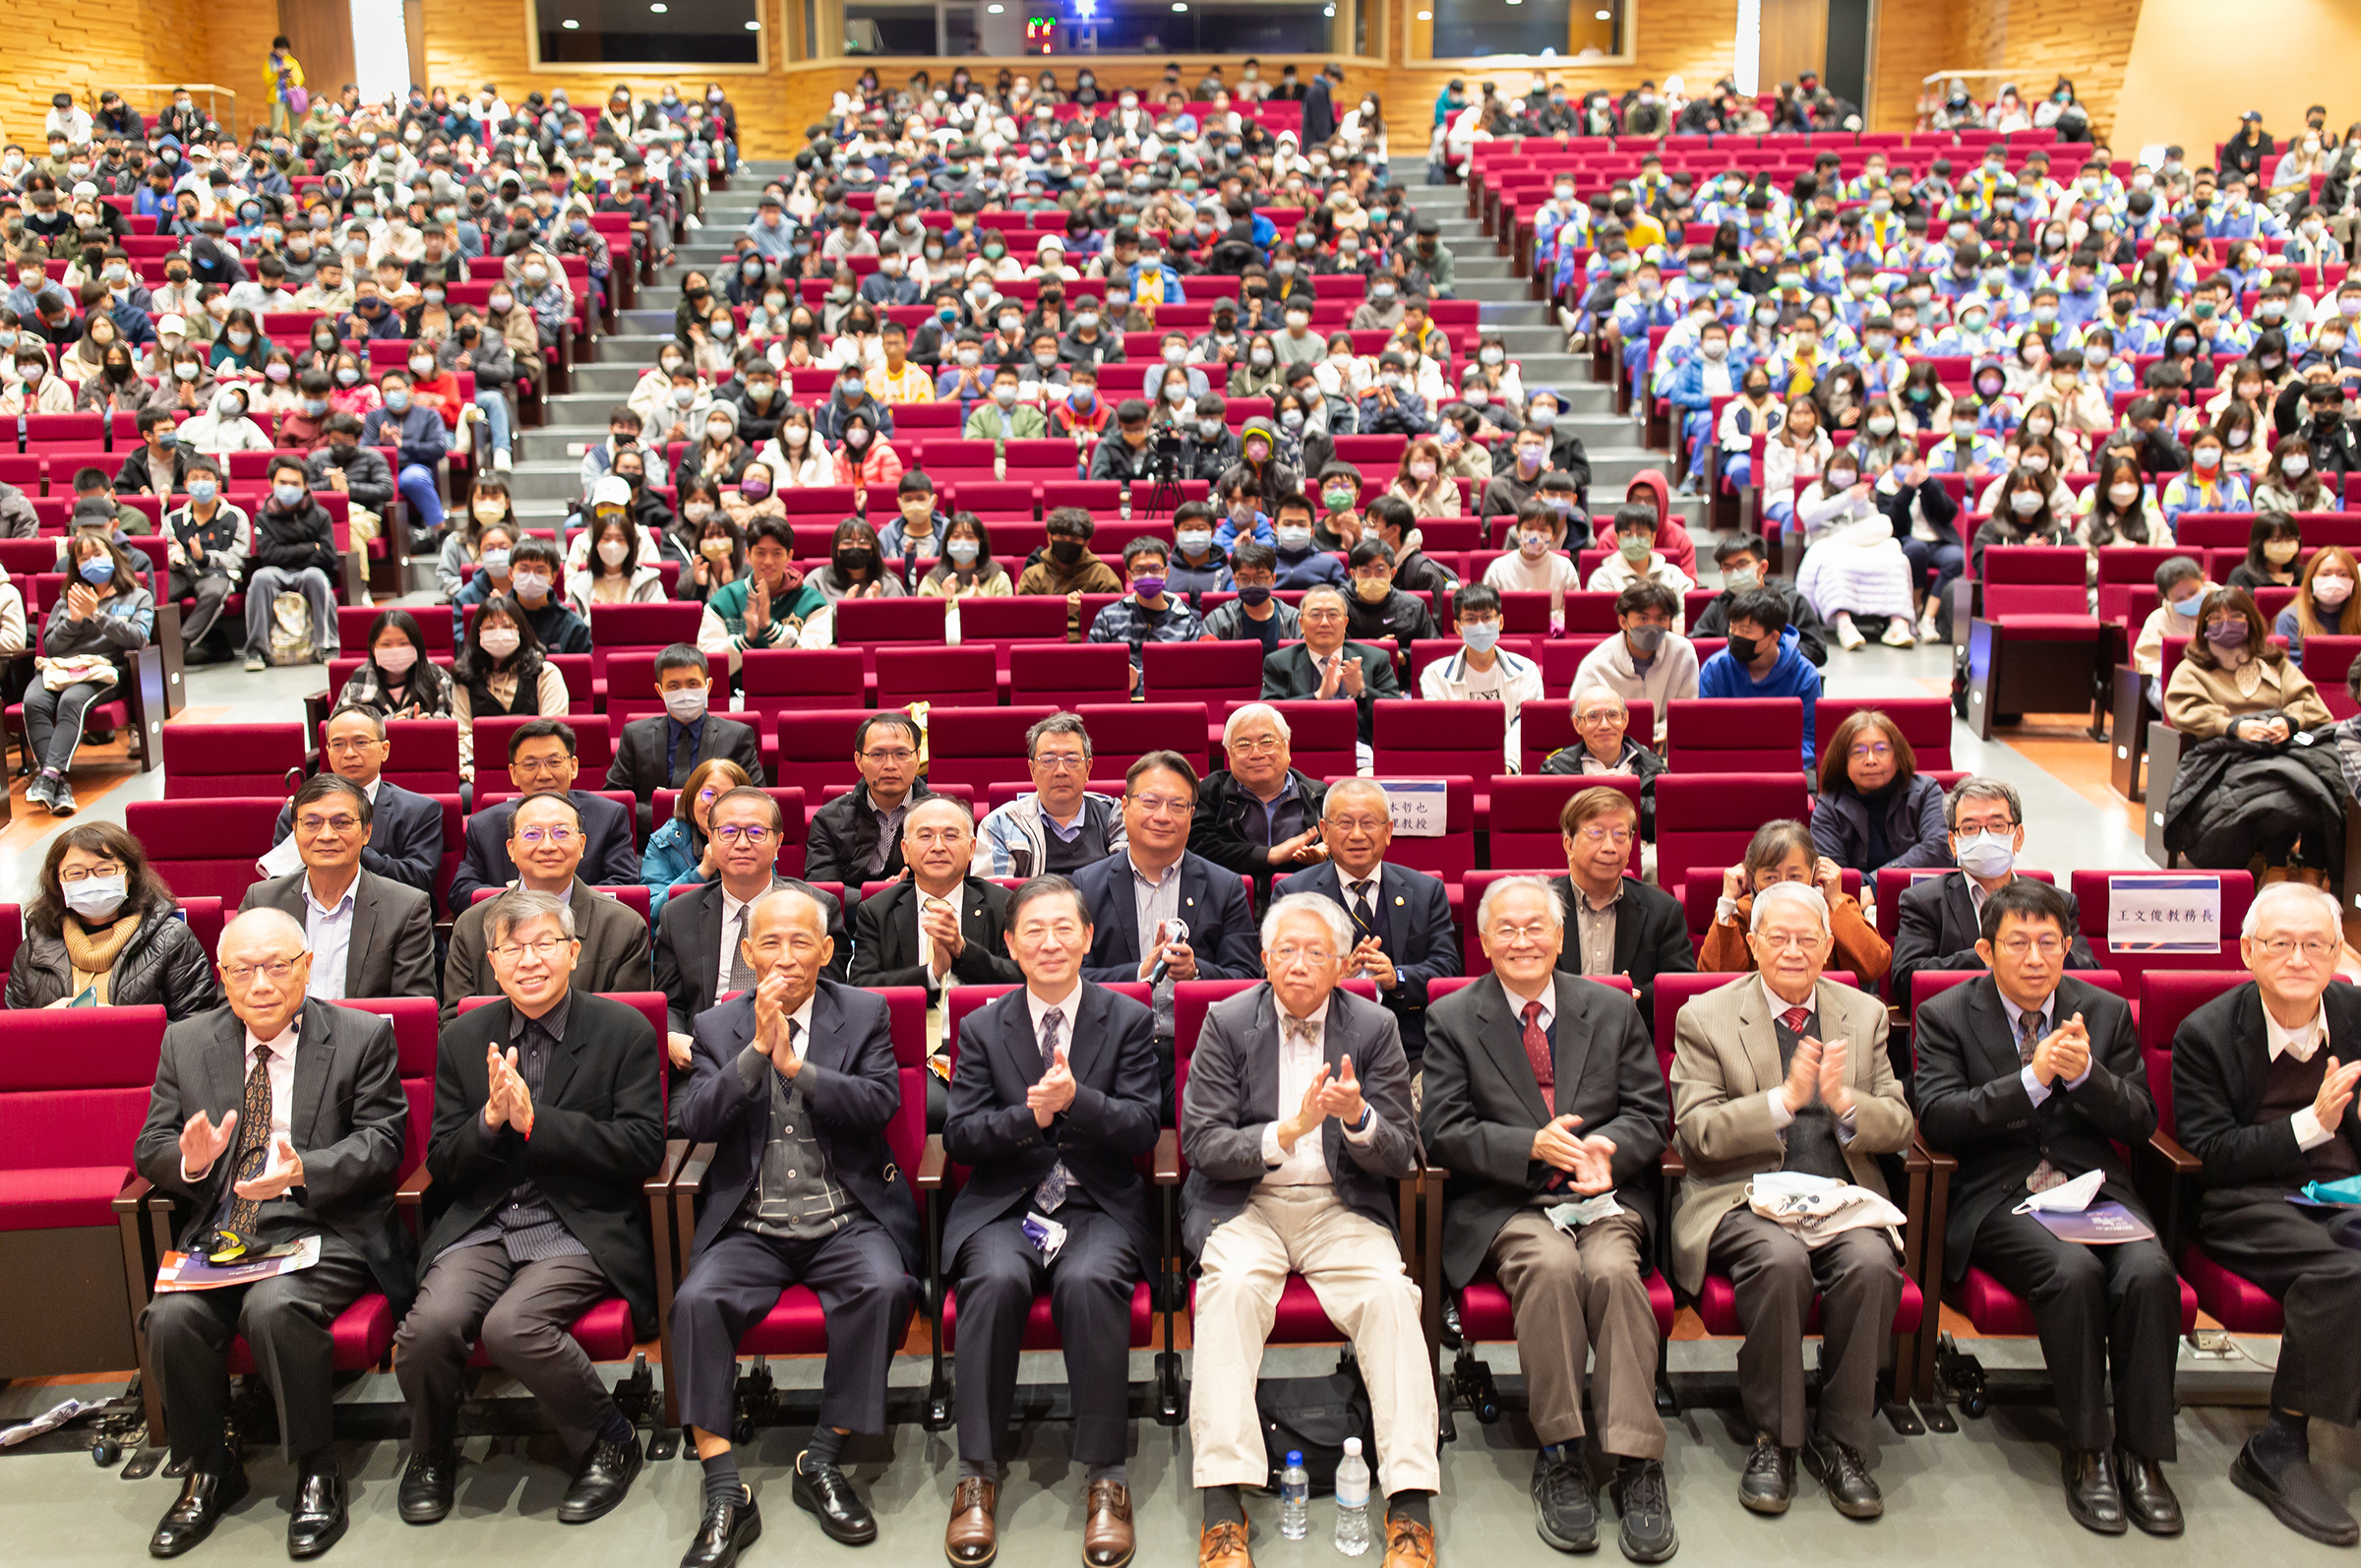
[1666,974,1913,1295]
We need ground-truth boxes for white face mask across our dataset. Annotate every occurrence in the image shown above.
[2108,481,2141,507]
[375,643,418,676]
[479,627,521,657]
[510,571,551,601]
[598,538,632,568]
[663,686,710,722]
[63,874,127,922]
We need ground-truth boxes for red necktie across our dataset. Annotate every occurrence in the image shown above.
[1781,1006,1812,1035]
[1521,1000,1555,1116]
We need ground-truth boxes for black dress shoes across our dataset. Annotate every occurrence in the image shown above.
[398,1447,457,1526]
[792,1454,878,1544]
[149,1458,250,1558]
[287,1468,349,1559]
[2115,1450,2184,1538]
[559,1435,644,1526]
[1738,1432,1791,1515]
[2063,1449,2126,1535]
[681,1486,763,1568]
[1802,1434,1883,1520]
[2233,1438,2361,1545]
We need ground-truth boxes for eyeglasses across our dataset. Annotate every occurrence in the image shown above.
[1996,935,2065,957]
[696,786,720,804]
[1300,609,1346,624]
[906,824,968,848]
[1954,819,2019,836]
[1325,814,1388,836]
[2259,936,2338,960]
[1128,792,1191,816]
[1487,920,1554,945]
[323,736,383,754]
[514,755,573,776]
[515,826,577,848]
[1270,944,1337,966]
[58,861,125,883]
[862,748,918,764]
[1849,742,1895,760]
[222,958,301,986]
[491,936,574,962]
[1574,826,1633,847]
[1228,736,1285,756]
[1753,932,1822,952]
[297,813,361,834]
[1032,753,1090,772]
[713,823,774,845]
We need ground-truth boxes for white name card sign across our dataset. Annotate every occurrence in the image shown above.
[1372,779,1449,838]
[2106,874,2221,954]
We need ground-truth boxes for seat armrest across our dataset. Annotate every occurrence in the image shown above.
[678,1141,717,1194]
[1153,1126,1180,1183]
[1659,1147,1685,1178]
[2147,1129,2200,1174]
[1911,1135,1957,1176]
[917,1133,946,1191]
[112,1173,153,1217]
[645,1137,690,1196]
[395,1164,434,1204]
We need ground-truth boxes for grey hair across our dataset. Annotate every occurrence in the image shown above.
[1749,880,1831,935]
[1477,874,1564,934]
[1323,778,1390,816]
[2242,880,2341,940]
[1572,686,1628,720]
[1222,700,1292,748]
[1944,774,2023,830]
[1259,891,1356,955]
[1299,583,1350,617]
[1025,711,1094,759]
[482,887,578,948]
[221,906,311,955]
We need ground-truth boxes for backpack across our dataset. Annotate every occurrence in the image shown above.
[268,590,314,665]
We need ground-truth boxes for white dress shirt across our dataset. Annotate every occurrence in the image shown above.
[1259,995,1383,1184]
[2269,1000,2337,1152]
[302,870,360,1001]
[182,1018,299,1181]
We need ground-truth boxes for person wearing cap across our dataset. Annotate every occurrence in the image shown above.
[2223,110,2275,180]
[1405,220,1456,300]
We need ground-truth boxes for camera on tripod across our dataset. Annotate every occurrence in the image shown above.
[1151,425,1185,480]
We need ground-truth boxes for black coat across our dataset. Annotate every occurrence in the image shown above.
[245,496,337,581]
[1073,849,1262,988]
[272,781,446,908]
[603,712,766,836]
[4,895,220,1017]
[1546,873,1695,1028]
[1302,75,1336,146]
[804,780,936,884]
[675,982,923,1275]
[1421,972,1668,1288]
[422,993,667,1330]
[1914,974,2154,1282]
[1888,871,2096,1005]
[1189,766,1329,908]
[239,869,439,1003]
[847,875,1021,995]
[942,980,1161,1267]
[1275,860,1460,1061]
[1259,640,1402,743]
[448,790,640,910]
[2173,979,2361,1193]
[653,876,851,1036]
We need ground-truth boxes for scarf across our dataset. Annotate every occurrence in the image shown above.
[61,910,141,1004]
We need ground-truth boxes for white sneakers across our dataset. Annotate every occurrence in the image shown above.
[1880,617,1919,647]
[1834,613,1867,651]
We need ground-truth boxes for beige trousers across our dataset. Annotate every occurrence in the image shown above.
[1189,1184,1440,1495]
[1489,1207,1665,1456]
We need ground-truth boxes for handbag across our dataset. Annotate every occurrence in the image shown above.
[1255,1368,1376,1494]
[285,87,309,117]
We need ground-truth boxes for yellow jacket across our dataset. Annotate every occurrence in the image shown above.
[266,50,305,95]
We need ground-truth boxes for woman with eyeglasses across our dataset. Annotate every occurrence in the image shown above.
[1699,816,1890,986]
[642,756,753,921]
[450,591,568,782]
[1810,709,1953,875]
[7,821,218,1016]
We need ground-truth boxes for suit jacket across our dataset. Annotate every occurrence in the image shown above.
[1914,974,2153,1281]
[1276,860,1460,1060]
[2172,979,2361,1195]
[272,779,444,907]
[1666,974,1913,1294]
[1259,640,1402,743]
[804,780,935,884]
[449,789,640,910]
[1889,872,2097,1002]
[240,868,438,1002]
[1191,767,1330,910]
[1421,972,1669,1289]
[1178,984,1420,1256]
[941,981,1162,1267]
[133,996,416,1314]
[1073,849,1262,989]
[653,876,851,1036]
[1547,873,1695,1030]
[847,875,1021,995]
[441,876,652,1023]
[421,993,667,1329]
[674,980,923,1274]
[603,712,766,836]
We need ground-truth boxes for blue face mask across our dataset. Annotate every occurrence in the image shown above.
[384,390,411,411]
[1460,622,1500,654]
[185,478,216,504]
[78,557,113,585]
[479,547,511,575]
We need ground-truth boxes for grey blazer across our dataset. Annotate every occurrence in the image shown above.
[1666,974,1913,1295]
[240,868,438,1003]
[441,876,652,1023]
[1179,983,1420,1257]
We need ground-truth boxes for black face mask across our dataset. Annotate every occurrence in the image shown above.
[618,469,643,490]
[1050,538,1084,564]
[837,549,878,574]
[1725,634,1760,664]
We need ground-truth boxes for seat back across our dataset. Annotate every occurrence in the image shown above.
[587,601,703,649]
[1487,774,1640,870]
[1009,640,1134,707]
[1336,773,1476,882]
[1655,772,1810,903]
[1263,701,1359,781]
[835,595,947,646]
[1072,701,1208,784]
[1666,697,1805,774]
[769,709,871,794]
[739,648,869,719]
[1141,639,1266,708]
[376,719,463,796]
[875,645,998,710]
[161,722,307,799]
[1370,699,1505,780]
[127,798,286,906]
[928,705,1057,794]
[2137,969,2255,1136]
[333,997,441,1078]
[1814,695,1954,773]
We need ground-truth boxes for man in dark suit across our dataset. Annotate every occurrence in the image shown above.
[1915,878,2181,1538]
[1550,786,1693,1028]
[2174,882,2361,1547]
[939,876,1161,1568]
[1302,62,1339,146]
[241,774,438,1001]
[669,884,922,1563]
[1889,777,2096,1003]
[849,797,1021,996]
[1192,700,1332,910]
[1259,583,1402,745]
[393,888,667,1528]
[134,908,413,1559]
[656,785,851,1067]
[267,704,445,905]
[1422,875,1674,1561]
[451,718,639,908]
[442,792,651,1022]
[604,643,765,837]
[1277,778,1459,1066]
[805,710,934,883]
[1180,893,1437,1567]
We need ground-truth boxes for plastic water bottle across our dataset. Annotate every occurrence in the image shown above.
[1332,1437,1371,1556]
[1279,1451,1309,1540]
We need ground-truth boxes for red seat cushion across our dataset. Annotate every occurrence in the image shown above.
[1188,1274,1342,1341]
[0,1164,131,1229]
[228,1293,393,1374]
[736,1283,833,1356]
[1987,614,2102,638]
[1957,1264,2200,1336]
[942,1280,1155,1352]
[1460,1271,1675,1341]
[2181,1242,2285,1333]
[465,1294,637,1367]
[1695,1270,1922,1336]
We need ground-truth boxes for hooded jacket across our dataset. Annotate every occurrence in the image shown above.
[1624,467,1699,578]
[1696,626,1823,760]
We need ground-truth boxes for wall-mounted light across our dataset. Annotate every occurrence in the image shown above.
[1595,6,1611,15]
[648,2,665,11]
[1172,2,1186,9]
[1417,7,1430,15]
[744,16,760,25]
[561,17,579,26]
[988,3,1003,10]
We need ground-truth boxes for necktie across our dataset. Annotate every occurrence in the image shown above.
[1034,1008,1069,1212]
[1349,878,1377,942]
[2019,1009,2067,1192]
[1780,1006,1812,1036]
[1521,1000,1555,1116]
[726,907,753,995]
[219,1049,275,1237]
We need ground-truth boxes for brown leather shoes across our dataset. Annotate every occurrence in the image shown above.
[1198,1518,1252,1568]
[945,1477,998,1566]
[1382,1517,1437,1568]
[1083,1479,1135,1568]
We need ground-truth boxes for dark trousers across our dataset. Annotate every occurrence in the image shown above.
[2199,1187,2361,1423]
[141,1236,373,1465]
[1707,1209,1902,1453]
[393,1242,618,1456]
[23,678,114,774]
[1970,1204,2181,1457]
[671,1216,913,1440]
[168,563,232,645]
[950,1207,1141,1468]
